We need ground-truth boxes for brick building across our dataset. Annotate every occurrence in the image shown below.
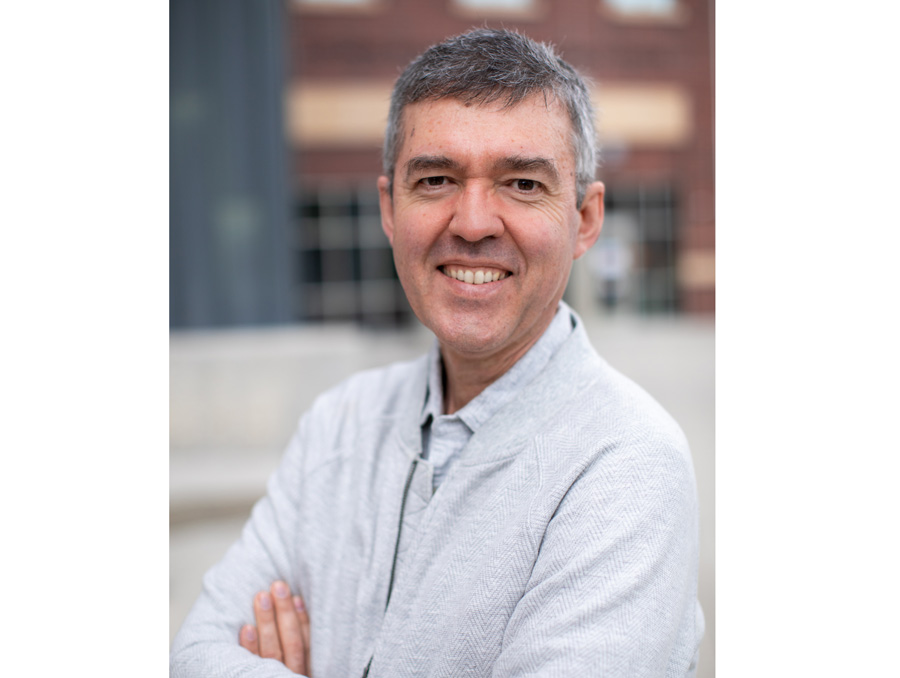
[170,0,714,328]
[286,0,714,321]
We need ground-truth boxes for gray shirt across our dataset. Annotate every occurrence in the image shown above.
[171,303,704,677]
[420,304,573,488]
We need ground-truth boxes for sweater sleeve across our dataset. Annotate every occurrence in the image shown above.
[492,439,704,678]
[169,418,311,678]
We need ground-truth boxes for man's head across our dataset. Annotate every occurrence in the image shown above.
[383,28,598,208]
[378,29,605,383]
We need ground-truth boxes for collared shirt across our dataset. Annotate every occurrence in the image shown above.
[419,303,575,489]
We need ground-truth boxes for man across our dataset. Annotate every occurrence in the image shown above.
[171,28,704,677]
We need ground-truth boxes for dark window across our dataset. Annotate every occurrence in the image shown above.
[588,185,678,314]
[292,183,413,327]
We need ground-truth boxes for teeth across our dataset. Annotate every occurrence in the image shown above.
[443,267,509,285]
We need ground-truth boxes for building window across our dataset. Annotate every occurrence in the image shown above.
[605,0,675,13]
[586,186,679,314]
[454,0,535,9]
[601,0,687,24]
[451,0,540,19]
[292,0,383,13]
[293,183,412,327]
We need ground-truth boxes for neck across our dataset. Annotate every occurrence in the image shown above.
[439,338,535,415]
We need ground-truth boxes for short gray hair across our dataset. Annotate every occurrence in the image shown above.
[383,28,598,206]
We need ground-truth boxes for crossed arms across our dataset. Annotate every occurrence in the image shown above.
[171,359,703,677]
[239,582,310,675]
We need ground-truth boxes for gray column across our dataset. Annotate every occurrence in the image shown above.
[170,0,293,328]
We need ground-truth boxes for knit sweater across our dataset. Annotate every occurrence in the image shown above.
[170,308,704,677]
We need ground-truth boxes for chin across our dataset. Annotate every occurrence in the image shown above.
[430,318,511,357]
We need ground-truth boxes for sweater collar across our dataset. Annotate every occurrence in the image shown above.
[419,302,575,433]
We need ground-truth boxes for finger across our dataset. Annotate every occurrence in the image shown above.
[239,624,259,656]
[294,595,311,675]
[271,581,306,674]
[254,591,283,661]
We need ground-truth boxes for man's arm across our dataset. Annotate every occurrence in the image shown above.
[493,441,704,678]
[249,440,705,678]
[170,421,313,678]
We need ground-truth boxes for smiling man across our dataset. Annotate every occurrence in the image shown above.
[381,93,604,413]
[171,29,704,678]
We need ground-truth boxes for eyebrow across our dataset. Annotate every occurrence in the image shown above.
[493,156,560,184]
[404,155,461,181]
[403,154,561,185]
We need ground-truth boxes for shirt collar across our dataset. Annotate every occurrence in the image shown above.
[419,301,575,432]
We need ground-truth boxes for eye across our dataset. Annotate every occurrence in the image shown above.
[421,176,447,187]
[515,179,538,192]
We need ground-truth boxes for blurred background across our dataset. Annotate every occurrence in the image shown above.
[170,0,715,674]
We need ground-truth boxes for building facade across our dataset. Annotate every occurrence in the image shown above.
[286,0,715,322]
[170,0,714,328]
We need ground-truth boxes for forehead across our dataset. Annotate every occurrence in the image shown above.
[396,95,576,170]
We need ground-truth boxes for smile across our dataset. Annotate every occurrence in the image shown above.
[441,266,510,285]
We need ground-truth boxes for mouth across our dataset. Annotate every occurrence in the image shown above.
[440,265,511,285]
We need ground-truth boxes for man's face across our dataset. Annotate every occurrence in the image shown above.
[379,95,604,365]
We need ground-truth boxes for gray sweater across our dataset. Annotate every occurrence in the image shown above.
[170,311,704,677]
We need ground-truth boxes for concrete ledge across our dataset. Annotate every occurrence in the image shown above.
[170,447,280,525]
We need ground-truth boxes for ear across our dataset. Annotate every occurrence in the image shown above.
[378,175,395,246]
[573,181,605,260]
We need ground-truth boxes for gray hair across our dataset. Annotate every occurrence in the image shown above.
[383,28,598,206]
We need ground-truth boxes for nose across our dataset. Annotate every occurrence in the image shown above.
[447,183,504,242]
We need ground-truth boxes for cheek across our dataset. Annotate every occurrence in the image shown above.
[393,229,427,263]
[527,200,569,225]
[393,206,443,254]
[518,219,575,261]
[390,226,433,275]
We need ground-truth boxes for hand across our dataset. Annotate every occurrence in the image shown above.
[239,580,311,675]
